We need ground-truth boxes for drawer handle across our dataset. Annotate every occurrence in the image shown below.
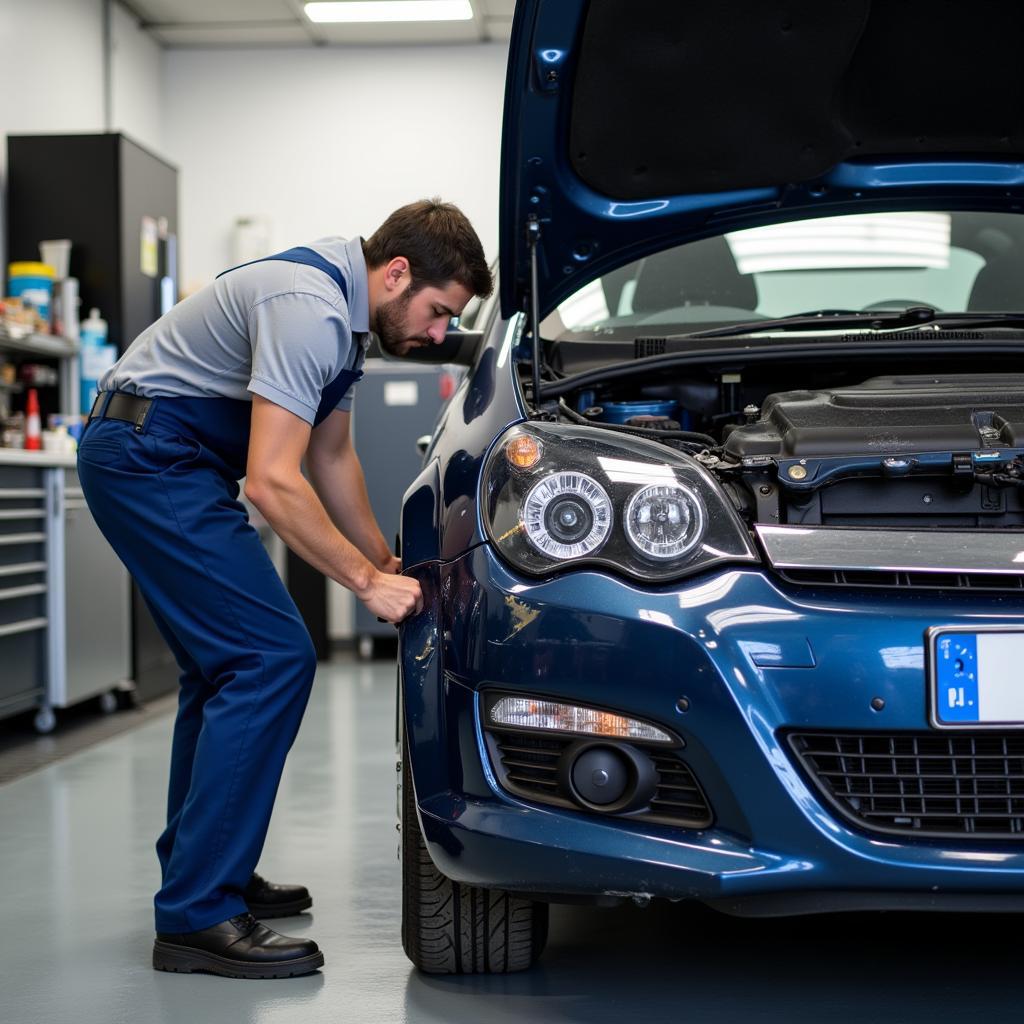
[0,562,47,578]
[0,489,46,499]
[0,533,46,546]
[0,616,47,638]
[0,583,46,601]
[0,509,46,521]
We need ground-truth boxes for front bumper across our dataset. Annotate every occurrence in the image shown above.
[400,544,1024,914]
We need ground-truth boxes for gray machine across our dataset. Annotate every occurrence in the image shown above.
[351,359,454,658]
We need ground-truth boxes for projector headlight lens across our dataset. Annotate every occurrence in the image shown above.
[625,483,705,560]
[523,472,612,559]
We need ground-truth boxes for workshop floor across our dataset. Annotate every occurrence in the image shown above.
[1,653,1021,1024]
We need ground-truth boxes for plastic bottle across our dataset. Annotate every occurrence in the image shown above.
[24,388,41,450]
[80,308,107,347]
[79,307,116,414]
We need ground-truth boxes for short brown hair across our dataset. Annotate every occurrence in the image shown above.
[363,198,492,298]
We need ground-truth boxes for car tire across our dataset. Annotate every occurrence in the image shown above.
[400,731,549,974]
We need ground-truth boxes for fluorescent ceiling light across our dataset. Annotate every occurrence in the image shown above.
[727,213,952,273]
[305,1,473,23]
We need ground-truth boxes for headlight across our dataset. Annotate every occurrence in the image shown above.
[523,472,612,558]
[625,483,704,560]
[483,423,757,582]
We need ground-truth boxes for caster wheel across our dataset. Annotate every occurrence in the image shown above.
[34,708,56,735]
[98,691,118,715]
[358,635,375,660]
[114,687,138,711]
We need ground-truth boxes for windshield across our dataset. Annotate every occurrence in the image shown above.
[543,210,1024,338]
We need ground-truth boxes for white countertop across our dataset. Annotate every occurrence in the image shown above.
[0,448,78,467]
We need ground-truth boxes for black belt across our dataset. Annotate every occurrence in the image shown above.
[89,391,153,431]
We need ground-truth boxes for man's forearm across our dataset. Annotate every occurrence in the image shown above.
[245,472,377,596]
[306,448,393,568]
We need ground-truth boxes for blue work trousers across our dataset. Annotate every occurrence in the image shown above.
[77,396,317,933]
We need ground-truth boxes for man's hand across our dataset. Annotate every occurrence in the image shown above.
[380,554,402,575]
[358,570,423,623]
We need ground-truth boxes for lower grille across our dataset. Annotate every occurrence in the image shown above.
[790,731,1024,839]
[778,568,1024,592]
[486,729,712,829]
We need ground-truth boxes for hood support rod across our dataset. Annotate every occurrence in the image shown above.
[526,215,542,412]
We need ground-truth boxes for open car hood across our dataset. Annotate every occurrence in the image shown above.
[499,0,1024,320]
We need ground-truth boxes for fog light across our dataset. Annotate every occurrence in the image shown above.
[559,739,660,813]
[488,696,674,744]
[571,747,629,805]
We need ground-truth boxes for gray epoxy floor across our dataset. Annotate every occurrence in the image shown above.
[2,655,1022,1024]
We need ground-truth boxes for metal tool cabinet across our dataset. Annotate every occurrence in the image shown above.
[0,454,131,732]
[0,464,49,723]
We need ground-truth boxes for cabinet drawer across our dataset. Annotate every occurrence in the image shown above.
[0,591,47,631]
[0,533,46,572]
[0,625,45,716]
[0,467,45,490]
[0,469,47,717]
[0,476,46,573]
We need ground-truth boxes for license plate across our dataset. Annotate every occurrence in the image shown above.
[928,626,1024,729]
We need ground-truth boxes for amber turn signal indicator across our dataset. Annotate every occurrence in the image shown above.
[505,435,543,469]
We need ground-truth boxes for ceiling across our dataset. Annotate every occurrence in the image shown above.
[122,0,516,47]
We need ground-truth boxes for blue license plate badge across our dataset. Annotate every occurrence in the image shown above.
[929,626,1024,729]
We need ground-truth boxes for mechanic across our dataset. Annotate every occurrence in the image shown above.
[76,199,492,980]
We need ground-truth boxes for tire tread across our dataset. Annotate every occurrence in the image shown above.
[400,734,547,974]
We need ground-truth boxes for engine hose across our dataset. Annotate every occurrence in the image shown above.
[977,473,1024,488]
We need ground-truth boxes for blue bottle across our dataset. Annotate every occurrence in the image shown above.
[79,308,116,413]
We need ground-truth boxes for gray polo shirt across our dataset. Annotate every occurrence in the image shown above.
[99,236,370,425]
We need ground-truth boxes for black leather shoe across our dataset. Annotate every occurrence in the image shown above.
[153,913,323,979]
[244,871,313,918]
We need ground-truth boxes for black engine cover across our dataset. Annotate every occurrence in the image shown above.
[724,375,1024,527]
[724,374,1024,458]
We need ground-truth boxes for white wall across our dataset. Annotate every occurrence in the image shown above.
[110,1,164,155]
[0,0,166,273]
[0,0,105,270]
[162,42,509,293]
[0,0,105,146]
[0,0,162,156]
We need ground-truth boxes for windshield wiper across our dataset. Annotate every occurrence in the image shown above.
[682,306,940,339]
[680,307,1024,340]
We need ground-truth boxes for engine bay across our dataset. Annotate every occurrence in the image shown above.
[551,363,1024,529]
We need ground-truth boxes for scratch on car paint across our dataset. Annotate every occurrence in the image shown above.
[414,636,435,663]
[503,594,540,640]
[603,890,655,906]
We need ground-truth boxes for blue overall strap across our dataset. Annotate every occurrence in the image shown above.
[217,245,349,304]
[218,245,362,426]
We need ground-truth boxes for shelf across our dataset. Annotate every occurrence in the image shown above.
[0,328,79,358]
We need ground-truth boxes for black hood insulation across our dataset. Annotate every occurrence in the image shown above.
[571,0,1024,198]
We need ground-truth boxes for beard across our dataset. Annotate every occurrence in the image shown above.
[372,288,431,356]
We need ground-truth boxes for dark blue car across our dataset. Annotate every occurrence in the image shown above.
[397,0,1024,973]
